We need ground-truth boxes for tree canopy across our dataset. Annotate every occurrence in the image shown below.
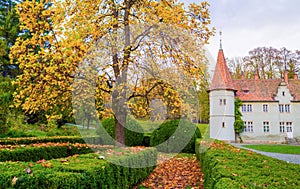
[228,47,300,79]
[11,0,214,144]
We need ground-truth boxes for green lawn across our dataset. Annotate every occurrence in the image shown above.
[243,144,300,155]
[136,119,164,133]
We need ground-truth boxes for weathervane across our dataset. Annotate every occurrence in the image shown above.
[219,30,222,49]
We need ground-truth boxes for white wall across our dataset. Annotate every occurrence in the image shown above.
[241,85,300,142]
[209,90,235,141]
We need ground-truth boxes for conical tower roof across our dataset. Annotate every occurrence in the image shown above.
[209,49,235,91]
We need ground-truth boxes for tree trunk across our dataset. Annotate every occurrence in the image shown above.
[112,89,127,146]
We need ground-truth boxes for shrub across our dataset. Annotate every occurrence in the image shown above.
[0,147,157,188]
[200,140,300,189]
[96,117,144,146]
[150,119,201,153]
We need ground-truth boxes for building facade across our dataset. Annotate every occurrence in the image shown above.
[209,47,300,142]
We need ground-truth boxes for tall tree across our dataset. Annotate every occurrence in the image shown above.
[11,0,214,145]
[0,0,21,77]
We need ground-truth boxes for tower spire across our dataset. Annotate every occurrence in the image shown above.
[219,31,223,49]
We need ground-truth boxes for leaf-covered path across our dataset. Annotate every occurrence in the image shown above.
[136,154,204,189]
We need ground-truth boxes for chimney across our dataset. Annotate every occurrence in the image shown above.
[294,73,298,80]
[284,71,288,83]
[241,72,244,79]
[254,71,259,80]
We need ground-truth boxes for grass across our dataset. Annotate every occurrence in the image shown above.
[136,119,164,133]
[243,144,300,155]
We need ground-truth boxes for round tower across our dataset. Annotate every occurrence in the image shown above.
[208,46,235,141]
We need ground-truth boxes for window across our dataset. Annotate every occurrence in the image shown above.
[247,104,252,112]
[243,121,247,132]
[279,104,284,113]
[219,99,222,105]
[279,104,290,113]
[222,122,225,128]
[285,104,290,112]
[286,122,292,132]
[280,122,285,133]
[244,121,253,132]
[263,121,270,133]
[282,91,285,96]
[223,99,226,105]
[242,104,247,112]
[263,104,268,112]
[248,122,253,132]
[242,104,253,112]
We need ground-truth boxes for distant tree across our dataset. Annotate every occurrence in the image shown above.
[227,47,300,80]
[280,47,300,78]
[0,0,22,77]
[243,47,281,79]
[198,77,209,123]
[234,98,244,143]
[0,75,16,133]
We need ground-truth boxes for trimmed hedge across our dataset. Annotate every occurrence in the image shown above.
[0,143,105,162]
[150,119,201,153]
[0,147,157,188]
[199,140,300,189]
[96,117,144,146]
[0,136,102,145]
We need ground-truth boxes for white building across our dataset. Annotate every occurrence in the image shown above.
[209,47,300,142]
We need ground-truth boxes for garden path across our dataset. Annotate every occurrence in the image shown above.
[135,154,204,189]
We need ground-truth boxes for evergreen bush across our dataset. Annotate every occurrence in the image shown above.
[96,117,144,146]
[150,119,201,153]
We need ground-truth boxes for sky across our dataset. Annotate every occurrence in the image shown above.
[182,0,300,77]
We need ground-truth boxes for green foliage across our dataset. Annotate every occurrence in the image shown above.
[0,0,21,77]
[0,147,157,188]
[234,98,244,142]
[198,80,210,123]
[200,140,300,189]
[0,76,17,134]
[195,138,201,161]
[197,124,209,138]
[150,119,201,153]
[96,117,144,146]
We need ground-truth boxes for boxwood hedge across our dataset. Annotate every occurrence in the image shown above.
[0,136,102,145]
[96,117,144,146]
[0,147,157,188]
[0,143,105,162]
[150,119,201,153]
[199,140,300,189]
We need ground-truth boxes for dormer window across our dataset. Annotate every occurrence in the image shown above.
[242,88,249,94]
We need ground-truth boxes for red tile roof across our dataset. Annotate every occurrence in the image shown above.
[287,80,300,101]
[210,49,300,101]
[209,49,234,91]
[233,79,300,101]
[233,79,281,101]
